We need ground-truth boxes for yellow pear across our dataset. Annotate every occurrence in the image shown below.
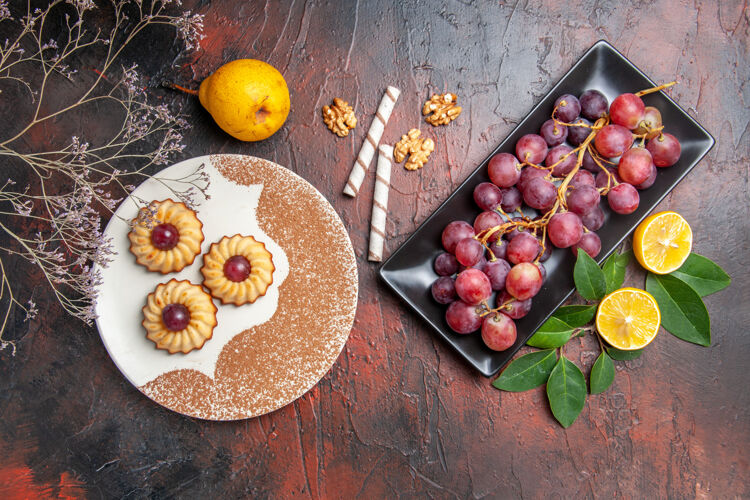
[168,59,290,142]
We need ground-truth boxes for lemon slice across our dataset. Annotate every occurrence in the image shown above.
[633,211,692,274]
[596,287,661,350]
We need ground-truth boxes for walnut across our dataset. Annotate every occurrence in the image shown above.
[394,128,435,171]
[322,98,357,137]
[422,92,462,126]
[394,128,420,163]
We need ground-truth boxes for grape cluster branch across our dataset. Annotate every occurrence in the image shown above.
[475,82,675,317]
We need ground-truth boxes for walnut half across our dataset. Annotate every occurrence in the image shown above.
[394,128,435,171]
[322,98,357,137]
[423,93,461,126]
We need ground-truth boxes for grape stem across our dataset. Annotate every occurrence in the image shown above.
[479,299,502,317]
[635,81,677,97]
[588,144,618,194]
[481,296,516,317]
[479,238,497,261]
[555,116,607,209]
[534,225,548,264]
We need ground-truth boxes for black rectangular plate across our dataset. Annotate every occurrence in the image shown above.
[378,40,715,377]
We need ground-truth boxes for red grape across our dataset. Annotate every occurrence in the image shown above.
[571,232,602,258]
[151,223,180,250]
[432,276,457,304]
[570,169,595,188]
[567,118,592,146]
[518,166,547,192]
[481,313,517,351]
[488,153,522,187]
[647,133,681,167]
[442,221,475,253]
[554,94,581,123]
[459,253,488,273]
[579,89,609,120]
[582,149,600,172]
[506,232,541,264]
[522,177,557,211]
[455,268,492,305]
[505,217,526,240]
[476,255,489,272]
[566,185,601,216]
[474,211,504,234]
[434,253,459,276]
[539,118,568,146]
[536,262,547,282]
[488,238,507,261]
[618,147,654,185]
[497,291,532,319]
[634,106,663,139]
[500,186,522,212]
[484,258,511,291]
[581,205,605,231]
[473,182,503,211]
[610,93,645,129]
[607,183,640,214]
[515,134,548,164]
[548,212,583,248]
[505,262,543,300]
[546,144,577,177]
[537,236,552,262]
[595,167,622,190]
[635,161,657,190]
[224,255,252,282]
[455,238,484,267]
[445,300,483,334]
[162,303,190,331]
[594,124,634,157]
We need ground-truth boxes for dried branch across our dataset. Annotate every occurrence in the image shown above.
[0,0,206,352]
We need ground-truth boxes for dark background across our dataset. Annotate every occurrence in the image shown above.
[1,0,748,498]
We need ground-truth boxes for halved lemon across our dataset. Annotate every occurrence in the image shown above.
[596,287,661,350]
[633,211,692,274]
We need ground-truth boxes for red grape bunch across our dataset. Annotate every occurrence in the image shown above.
[431,82,682,351]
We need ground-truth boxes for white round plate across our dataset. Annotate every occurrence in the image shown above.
[95,155,358,420]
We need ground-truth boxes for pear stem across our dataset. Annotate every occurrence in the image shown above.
[162,81,199,96]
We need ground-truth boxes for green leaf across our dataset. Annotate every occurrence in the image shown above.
[646,273,711,346]
[492,349,557,392]
[670,253,731,297]
[551,305,597,327]
[574,251,607,301]
[602,250,630,294]
[606,347,643,360]
[589,352,615,394]
[526,317,575,348]
[618,250,633,267]
[546,355,587,428]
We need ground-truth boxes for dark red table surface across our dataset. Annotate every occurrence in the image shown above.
[1,1,748,498]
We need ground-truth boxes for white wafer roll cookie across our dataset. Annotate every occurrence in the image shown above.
[368,145,393,262]
[343,86,400,197]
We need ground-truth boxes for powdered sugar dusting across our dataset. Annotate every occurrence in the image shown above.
[139,155,358,420]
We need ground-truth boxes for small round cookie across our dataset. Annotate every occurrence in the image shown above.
[142,279,218,354]
[201,235,275,306]
[129,199,204,274]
